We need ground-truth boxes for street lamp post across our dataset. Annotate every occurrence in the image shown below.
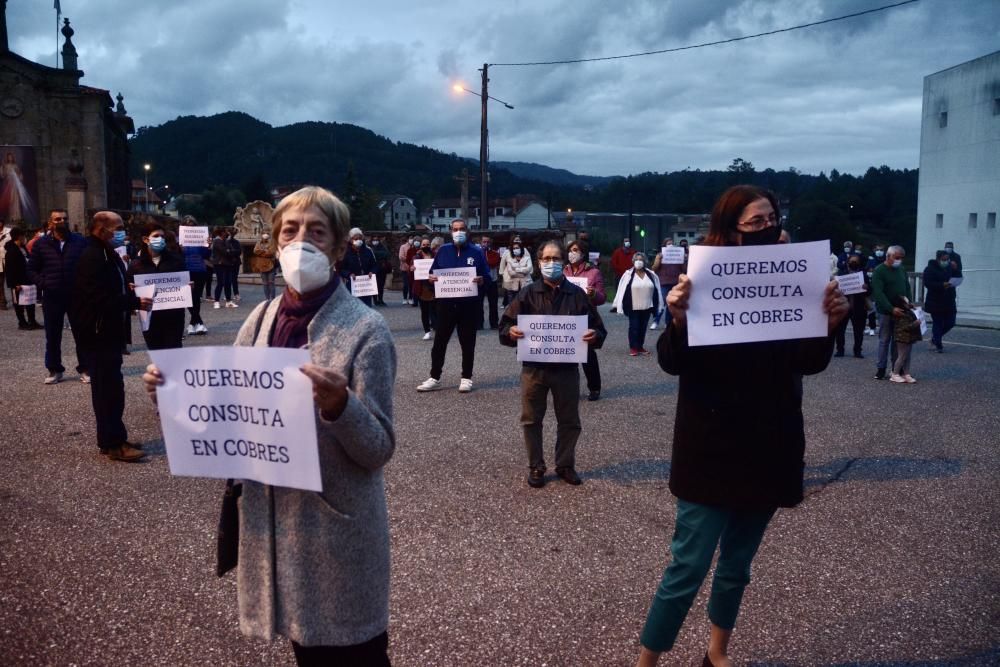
[453,70,513,231]
[143,163,151,212]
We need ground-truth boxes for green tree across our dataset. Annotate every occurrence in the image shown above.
[789,200,856,247]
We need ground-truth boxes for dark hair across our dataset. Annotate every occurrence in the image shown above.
[537,240,565,262]
[9,226,25,241]
[705,185,780,247]
[567,238,589,256]
[142,221,166,238]
[936,250,950,260]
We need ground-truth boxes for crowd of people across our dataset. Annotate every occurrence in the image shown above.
[0,182,969,666]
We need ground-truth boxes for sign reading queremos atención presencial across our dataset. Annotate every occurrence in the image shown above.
[685,240,830,347]
[150,346,322,492]
[350,274,379,297]
[516,314,588,363]
[178,226,210,247]
[433,267,478,298]
[134,271,192,310]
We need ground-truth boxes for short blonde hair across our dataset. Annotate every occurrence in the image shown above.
[271,186,350,248]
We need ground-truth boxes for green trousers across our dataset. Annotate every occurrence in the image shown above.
[640,499,776,652]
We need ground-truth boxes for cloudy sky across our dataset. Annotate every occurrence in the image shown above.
[8,0,999,177]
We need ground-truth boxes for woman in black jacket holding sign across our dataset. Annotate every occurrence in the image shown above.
[635,186,848,667]
[127,221,187,350]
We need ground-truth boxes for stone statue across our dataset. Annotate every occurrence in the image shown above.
[232,201,273,241]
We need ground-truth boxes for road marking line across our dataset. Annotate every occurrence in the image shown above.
[941,341,1000,351]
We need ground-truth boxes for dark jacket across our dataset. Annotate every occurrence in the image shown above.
[429,242,492,300]
[657,323,834,510]
[128,250,188,341]
[922,260,956,315]
[341,244,377,279]
[212,236,241,267]
[4,240,30,288]
[27,231,88,296]
[71,237,139,348]
[499,278,607,368]
[371,242,391,272]
[226,237,243,270]
[182,244,210,274]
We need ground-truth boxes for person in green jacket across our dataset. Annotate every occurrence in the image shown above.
[870,245,912,380]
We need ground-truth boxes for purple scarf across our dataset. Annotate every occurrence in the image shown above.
[270,275,340,349]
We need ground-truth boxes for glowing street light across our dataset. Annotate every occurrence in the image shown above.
[143,163,151,212]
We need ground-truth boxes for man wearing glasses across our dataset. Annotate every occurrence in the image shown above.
[27,209,89,384]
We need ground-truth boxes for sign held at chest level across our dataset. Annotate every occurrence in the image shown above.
[516,314,588,363]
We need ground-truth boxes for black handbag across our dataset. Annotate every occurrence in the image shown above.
[216,479,242,577]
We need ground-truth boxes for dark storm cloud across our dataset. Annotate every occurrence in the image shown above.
[7,0,999,177]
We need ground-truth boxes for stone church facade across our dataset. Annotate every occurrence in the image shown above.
[1,2,134,231]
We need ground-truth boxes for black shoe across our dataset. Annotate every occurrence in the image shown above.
[18,322,29,330]
[854,352,864,359]
[834,350,844,357]
[587,390,600,401]
[874,368,885,380]
[556,467,582,485]
[29,322,44,330]
[528,467,546,488]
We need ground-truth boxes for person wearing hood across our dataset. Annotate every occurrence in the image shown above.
[922,250,957,352]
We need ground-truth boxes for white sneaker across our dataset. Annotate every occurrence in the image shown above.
[80,372,91,384]
[187,324,196,335]
[889,373,906,383]
[213,301,221,309]
[422,331,433,340]
[458,378,473,393]
[226,301,238,308]
[416,377,442,392]
[904,374,917,384]
[868,329,876,336]
[195,323,208,335]
[649,322,657,330]
[44,372,63,385]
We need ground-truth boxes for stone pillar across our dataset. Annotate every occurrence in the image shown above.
[65,149,87,232]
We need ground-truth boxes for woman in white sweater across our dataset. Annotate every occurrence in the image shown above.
[612,252,662,356]
[499,239,534,303]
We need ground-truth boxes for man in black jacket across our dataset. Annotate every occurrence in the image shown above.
[27,209,89,384]
[499,241,607,488]
[72,211,152,462]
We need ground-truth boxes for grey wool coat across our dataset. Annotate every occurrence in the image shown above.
[233,284,397,647]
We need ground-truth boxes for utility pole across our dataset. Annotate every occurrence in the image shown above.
[479,63,489,230]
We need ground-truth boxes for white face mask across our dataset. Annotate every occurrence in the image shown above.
[278,241,331,294]
[634,260,645,270]
[624,241,631,248]
[568,251,582,264]
[892,259,902,268]
[353,239,364,248]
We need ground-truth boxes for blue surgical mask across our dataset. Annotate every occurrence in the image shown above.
[540,261,563,280]
[112,230,127,247]
[875,250,884,258]
[452,231,467,245]
[149,237,167,252]
[892,259,902,269]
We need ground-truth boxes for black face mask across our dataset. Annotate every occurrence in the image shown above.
[739,225,782,246]
[54,223,69,235]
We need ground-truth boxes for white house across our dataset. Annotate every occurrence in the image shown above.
[378,195,417,229]
[915,50,1000,309]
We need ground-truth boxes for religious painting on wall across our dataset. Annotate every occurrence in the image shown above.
[0,145,40,228]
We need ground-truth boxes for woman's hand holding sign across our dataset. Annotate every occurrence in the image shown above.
[143,363,164,406]
[667,274,691,328]
[300,363,349,421]
[823,280,849,334]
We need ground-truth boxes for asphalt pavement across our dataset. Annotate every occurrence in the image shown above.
[1,286,998,666]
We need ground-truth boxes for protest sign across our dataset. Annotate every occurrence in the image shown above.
[433,267,478,299]
[16,284,37,305]
[150,346,322,492]
[179,226,210,247]
[413,258,433,281]
[950,276,963,287]
[588,252,600,264]
[134,284,156,332]
[516,315,588,363]
[566,276,589,291]
[685,240,830,347]
[351,274,379,297]
[115,246,128,259]
[834,271,866,296]
[134,271,192,310]
[661,246,686,264]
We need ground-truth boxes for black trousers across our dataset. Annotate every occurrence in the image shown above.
[479,281,499,328]
[521,365,581,470]
[11,287,38,325]
[42,295,85,374]
[430,299,479,380]
[835,306,868,355]
[188,272,207,325]
[142,311,185,350]
[82,344,127,449]
[581,346,601,392]
[291,632,390,667]
[419,299,434,333]
[375,269,386,304]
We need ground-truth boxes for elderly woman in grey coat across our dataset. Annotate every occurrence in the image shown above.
[143,186,396,665]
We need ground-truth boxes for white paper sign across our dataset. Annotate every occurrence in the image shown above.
[949,276,963,287]
[661,246,685,264]
[134,284,157,332]
[516,315,588,363]
[588,252,600,264]
[134,271,192,310]
[567,276,589,291]
[115,246,128,259]
[16,284,37,305]
[351,274,379,297]
[179,226,210,247]
[413,258,433,281]
[834,271,866,296]
[433,267,478,299]
[149,346,322,492]
[685,240,830,347]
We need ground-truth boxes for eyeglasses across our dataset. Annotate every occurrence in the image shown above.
[736,213,777,232]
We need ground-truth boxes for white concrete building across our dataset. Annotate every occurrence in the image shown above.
[916,50,1000,309]
[378,195,417,230]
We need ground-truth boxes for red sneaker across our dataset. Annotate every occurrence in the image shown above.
[629,349,639,356]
